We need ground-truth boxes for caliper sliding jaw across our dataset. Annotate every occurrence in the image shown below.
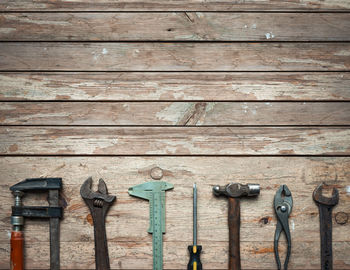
[128,181,174,270]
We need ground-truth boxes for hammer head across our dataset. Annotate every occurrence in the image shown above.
[213,183,260,198]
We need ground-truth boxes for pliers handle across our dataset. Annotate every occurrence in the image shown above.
[274,185,293,270]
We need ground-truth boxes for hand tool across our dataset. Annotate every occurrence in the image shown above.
[80,177,116,270]
[187,183,202,270]
[273,185,293,270]
[10,178,63,270]
[213,183,260,270]
[313,183,339,270]
[128,180,174,270]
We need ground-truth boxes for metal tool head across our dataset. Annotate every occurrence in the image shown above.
[10,178,62,193]
[128,181,174,201]
[313,183,339,206]
[80,177,116,210]
[274,184,293,215]
[212,183,260,198]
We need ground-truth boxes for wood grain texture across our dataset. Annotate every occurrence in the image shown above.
[1,72,350,101]
[0,127,349,155]
[0,241,349,269]
[0,157,349,269]
[1,0,350,11]
[1,43,350,71]
[1,241,349,269]
[1,102,349,126]
[2,13,350,41]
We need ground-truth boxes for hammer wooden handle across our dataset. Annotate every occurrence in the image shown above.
[228,197,241,270]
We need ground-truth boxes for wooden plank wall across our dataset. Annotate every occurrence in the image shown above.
[0,1,350,269]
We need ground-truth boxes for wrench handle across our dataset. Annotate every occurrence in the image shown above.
[228,197,240,270]
[92,208,110,270]
[318,205,334,270]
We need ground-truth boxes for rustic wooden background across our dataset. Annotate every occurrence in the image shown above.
[0,1,350,269]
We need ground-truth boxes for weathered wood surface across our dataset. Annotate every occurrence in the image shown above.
[1,0,350,11]
[0,157,349,269]
[0,241,349,269]
[2,13,350,41]
[1,72,350,101]
[1,43,350,71]
[1,102,350,126]
[1,241,348,269]
[0,127,349,155]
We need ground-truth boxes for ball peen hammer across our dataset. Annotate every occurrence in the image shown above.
[213,183,260,270]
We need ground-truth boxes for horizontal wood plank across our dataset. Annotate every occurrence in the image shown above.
[1,43,349,71]
[0,157,349,269]
[1,102,349,126]
[0,241,349,269]
[0,127,349,155]
[1,72,350,101]
[1,0,350,11]
[2,13,350,41]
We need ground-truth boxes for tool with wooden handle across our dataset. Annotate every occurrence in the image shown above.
[187,183,202,270]
[10,178,63,270]
[213,183,260,270]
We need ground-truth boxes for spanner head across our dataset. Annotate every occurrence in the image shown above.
[80,177,116,207]
[313,183,339,206]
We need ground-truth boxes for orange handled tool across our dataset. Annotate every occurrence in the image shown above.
[10,231,24,270]
[10,191,24,270]
[10,178,63,270]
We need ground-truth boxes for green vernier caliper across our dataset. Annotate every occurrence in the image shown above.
[128,180,174,270]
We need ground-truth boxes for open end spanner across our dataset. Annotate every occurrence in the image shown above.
[313,183,339,270]
[80,177,116,270]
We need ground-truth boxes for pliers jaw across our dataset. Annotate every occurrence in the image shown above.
[274,185,293,270]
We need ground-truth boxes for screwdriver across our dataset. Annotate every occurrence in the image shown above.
[187,183,202,270]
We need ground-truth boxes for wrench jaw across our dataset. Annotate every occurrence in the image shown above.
[313,183,339,206]
[80,177,117,217]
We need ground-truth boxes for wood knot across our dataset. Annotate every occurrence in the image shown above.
[259,216,271,225]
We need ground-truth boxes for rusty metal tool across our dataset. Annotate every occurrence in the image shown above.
[10,178,63,270]
[313,183,339,270]
[187,183,202,270]
[274,185,293,270]
[80,177,116,270]
[213,183,260,270]
[128,180,174,270]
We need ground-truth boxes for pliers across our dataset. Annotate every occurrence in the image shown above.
[274,185,293,270]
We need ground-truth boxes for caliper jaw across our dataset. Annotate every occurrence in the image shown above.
[128,181,174,233]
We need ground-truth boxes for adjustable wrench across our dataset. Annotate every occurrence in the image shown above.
[80,177,116,270]
[313,183,339,270]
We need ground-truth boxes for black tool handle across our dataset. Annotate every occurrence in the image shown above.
[319,204,334,270]
[91,207,110,270]
[187,245,202,270]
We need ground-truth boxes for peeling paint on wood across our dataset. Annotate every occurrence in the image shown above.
[0,127,349,155]
[1,0,350,11]
[1,43,350,71]
[1,13,350,41]
[0,102,349,126]
[1,72,349,101]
